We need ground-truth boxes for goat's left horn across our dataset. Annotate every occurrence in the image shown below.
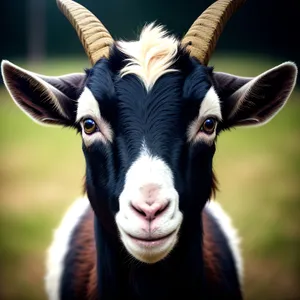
[181,0,246,65]
[57,0,114,65]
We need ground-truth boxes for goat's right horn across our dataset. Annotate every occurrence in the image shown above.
[57,0,114,65]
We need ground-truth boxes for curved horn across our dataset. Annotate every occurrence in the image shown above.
[181,0,246,65]
[57,0,114,65]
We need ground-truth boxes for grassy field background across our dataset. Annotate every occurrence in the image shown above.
[0,54,299,300]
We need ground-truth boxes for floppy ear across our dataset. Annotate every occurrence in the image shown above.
[1,60,86,126]
[213,62,298,128]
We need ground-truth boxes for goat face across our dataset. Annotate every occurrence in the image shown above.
[79,48,217,264]
[1,25,297,264]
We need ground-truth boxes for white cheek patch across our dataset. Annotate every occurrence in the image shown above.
[76,87,113,144]
[187,86,222,144]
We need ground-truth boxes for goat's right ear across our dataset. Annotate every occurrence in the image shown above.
[1,60,86,126]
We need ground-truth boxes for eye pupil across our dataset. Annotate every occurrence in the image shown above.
[202,118,216,134]
[83,119,96,134]
[84,119,94,129]
[205,119,214,129]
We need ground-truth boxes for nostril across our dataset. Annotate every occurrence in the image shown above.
[154,201,169,217]
[131,203,147,217]
[131,201,170,220]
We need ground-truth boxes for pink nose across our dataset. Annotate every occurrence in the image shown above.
[131,201,169,220]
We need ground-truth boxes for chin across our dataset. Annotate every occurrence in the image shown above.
[120,228,179,264]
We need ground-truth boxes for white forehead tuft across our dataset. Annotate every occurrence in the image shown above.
[76,87,100,122]
[117,23,179,91]
[200,87,222,120]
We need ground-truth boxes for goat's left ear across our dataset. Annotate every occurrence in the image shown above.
[1,60,86,126]
[213,62,297,128]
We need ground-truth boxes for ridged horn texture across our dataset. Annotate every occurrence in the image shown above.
[57,0,114,65]
[182,0,246,65]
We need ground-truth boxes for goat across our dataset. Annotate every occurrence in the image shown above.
[1,0,297,299]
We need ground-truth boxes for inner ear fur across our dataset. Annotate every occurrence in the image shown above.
[1,60,86,126]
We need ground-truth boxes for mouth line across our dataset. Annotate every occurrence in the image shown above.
[127,230,176,242]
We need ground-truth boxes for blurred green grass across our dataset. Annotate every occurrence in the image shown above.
[0,55,299,300]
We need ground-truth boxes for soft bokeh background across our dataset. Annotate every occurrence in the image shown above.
[1,0,300,299]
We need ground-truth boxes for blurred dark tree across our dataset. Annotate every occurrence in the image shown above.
[1,0,300,73]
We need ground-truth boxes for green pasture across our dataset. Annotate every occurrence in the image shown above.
[0,55,299,299]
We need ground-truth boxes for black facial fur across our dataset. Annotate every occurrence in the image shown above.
[82,47,216,225]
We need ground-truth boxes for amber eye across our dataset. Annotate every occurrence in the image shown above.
[83,118,97,135]
[201,118,217,134]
